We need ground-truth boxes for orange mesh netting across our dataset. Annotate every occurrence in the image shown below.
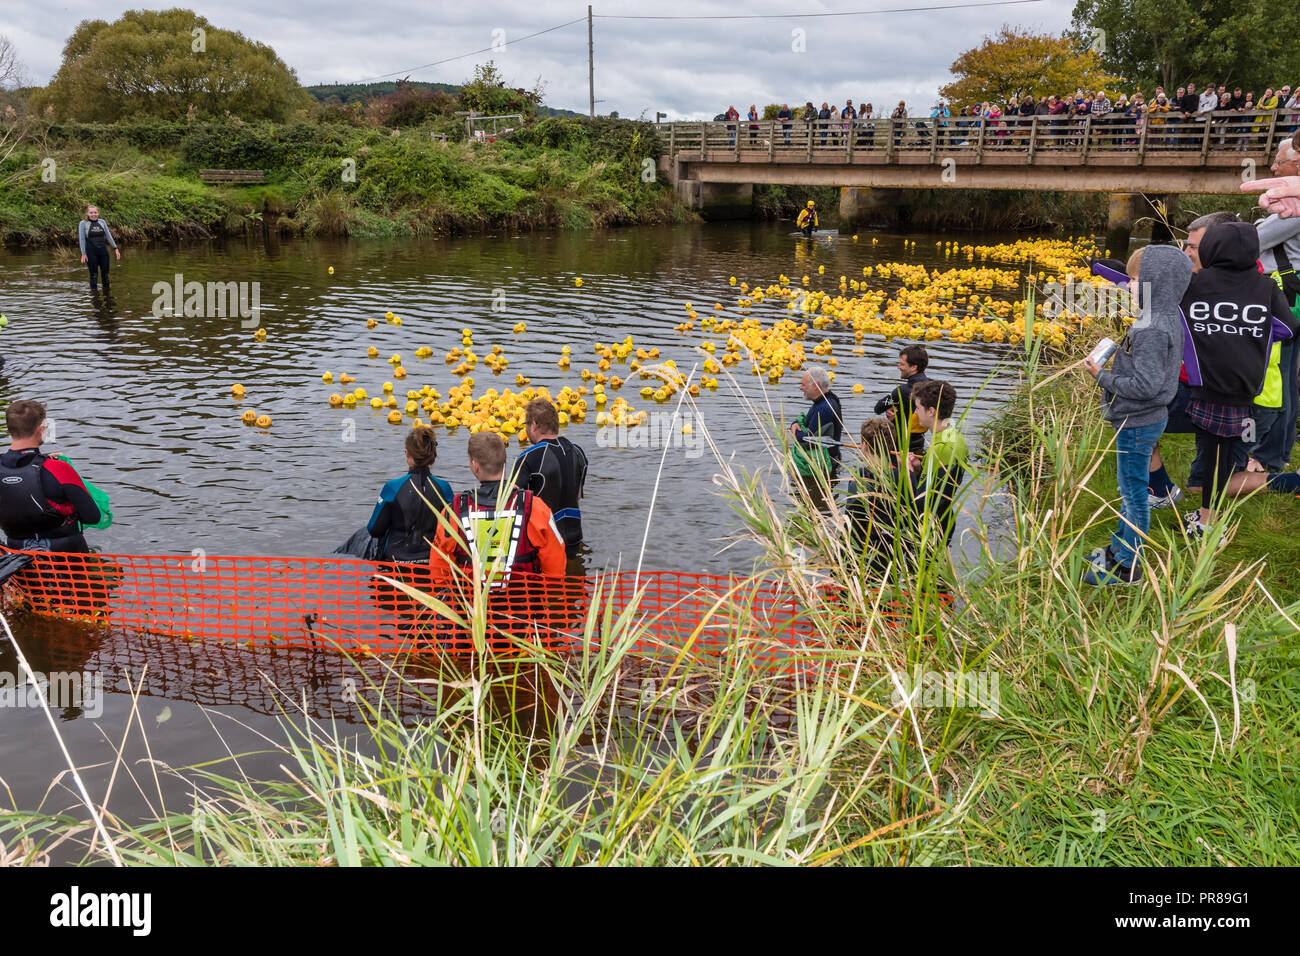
[0,548,825,665]
[2,618,446,721]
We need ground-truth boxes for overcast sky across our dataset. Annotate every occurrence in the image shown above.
[3,0,1080,118]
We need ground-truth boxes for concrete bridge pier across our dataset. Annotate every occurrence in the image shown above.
[679,181,753,220]
[1105,193,1180,256]
[840,187,906,228]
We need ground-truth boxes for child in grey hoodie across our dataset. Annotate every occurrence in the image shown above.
[1082,243,1194,584]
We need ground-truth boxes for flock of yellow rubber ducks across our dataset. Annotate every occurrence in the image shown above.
[231,239,1106,437]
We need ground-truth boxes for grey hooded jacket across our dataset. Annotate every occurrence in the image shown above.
[1096,244,1194,428]
[77,218,118,255]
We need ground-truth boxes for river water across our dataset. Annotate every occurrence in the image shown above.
[0,224,1031,836]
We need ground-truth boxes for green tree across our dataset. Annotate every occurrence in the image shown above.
[1070,0,1300,94]
[40,8,306,121]
[459,62,542,118]
[939,25,1123,109]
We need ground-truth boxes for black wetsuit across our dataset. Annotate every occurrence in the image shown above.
[512,436,587,551]
[85,219,111,291]
[367,468,454,562]
[874,371,930,455]
[0,449,101,552]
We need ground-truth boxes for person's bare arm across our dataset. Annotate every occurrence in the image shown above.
[1241,175,1300,218]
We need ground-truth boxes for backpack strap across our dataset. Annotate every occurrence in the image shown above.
[1272,242,1300,305]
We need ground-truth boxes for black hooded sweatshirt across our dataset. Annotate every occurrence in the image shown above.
[1182,221,1298,407]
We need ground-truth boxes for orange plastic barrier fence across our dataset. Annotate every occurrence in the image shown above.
[2,618,444,722]
[0,548,825,664]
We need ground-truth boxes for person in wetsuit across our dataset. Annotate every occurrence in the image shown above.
[511,398,588,555]
[77,206,120,293]
[874,343,931,456]
[368,427,454,562]
[0,400,102,552]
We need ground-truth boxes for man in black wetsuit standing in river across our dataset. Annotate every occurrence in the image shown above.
[511,398,588,557]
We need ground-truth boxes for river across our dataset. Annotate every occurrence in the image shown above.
[0,223,1031,839]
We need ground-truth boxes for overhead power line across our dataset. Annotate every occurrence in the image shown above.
[356,17,586,82]
[595,0,1043,20]
[347,0,1046,99]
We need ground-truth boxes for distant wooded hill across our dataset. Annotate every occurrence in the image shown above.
[305,81,584,117]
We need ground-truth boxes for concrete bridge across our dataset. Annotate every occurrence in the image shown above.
[654,110,1295,246]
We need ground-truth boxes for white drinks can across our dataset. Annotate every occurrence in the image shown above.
[1088,337,1118,366]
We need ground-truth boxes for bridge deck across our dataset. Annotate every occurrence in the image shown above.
[658,111,1293,193]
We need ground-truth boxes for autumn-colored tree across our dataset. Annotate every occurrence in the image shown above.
[939,25,1124,109]
[40,9,306,121]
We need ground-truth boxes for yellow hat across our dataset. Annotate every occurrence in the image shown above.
[807,200,816,207]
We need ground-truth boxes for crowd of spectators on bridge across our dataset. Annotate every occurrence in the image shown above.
[717,82,1300,152]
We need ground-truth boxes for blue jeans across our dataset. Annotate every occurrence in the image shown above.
[1112,419,1166,570]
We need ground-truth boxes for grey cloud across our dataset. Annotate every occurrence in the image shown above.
[2,0,1079,116]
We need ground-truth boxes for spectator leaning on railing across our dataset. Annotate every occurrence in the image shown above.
[1093,89,1113,142]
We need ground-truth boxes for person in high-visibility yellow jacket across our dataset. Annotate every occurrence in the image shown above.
[796,200,818,237]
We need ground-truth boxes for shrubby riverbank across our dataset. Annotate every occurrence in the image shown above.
[0,117,682,246]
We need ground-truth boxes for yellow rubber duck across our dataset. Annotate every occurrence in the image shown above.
[367,346,379,358]
[328,393,343,407]
[240,409,257,424]
[327,266,334,275]
[255,414,272,428]
[387,410,403,424]
[322,372,333,383]
[231,384,246,398]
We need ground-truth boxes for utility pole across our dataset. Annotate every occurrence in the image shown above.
[588,5,595,118]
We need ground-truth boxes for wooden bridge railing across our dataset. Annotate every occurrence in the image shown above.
[656,109,1297,166]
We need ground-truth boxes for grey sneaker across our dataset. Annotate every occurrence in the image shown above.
[1148,485,1184,510]
[1082,553,1142,586]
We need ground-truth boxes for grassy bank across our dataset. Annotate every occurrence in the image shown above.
[0,117,682,246]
